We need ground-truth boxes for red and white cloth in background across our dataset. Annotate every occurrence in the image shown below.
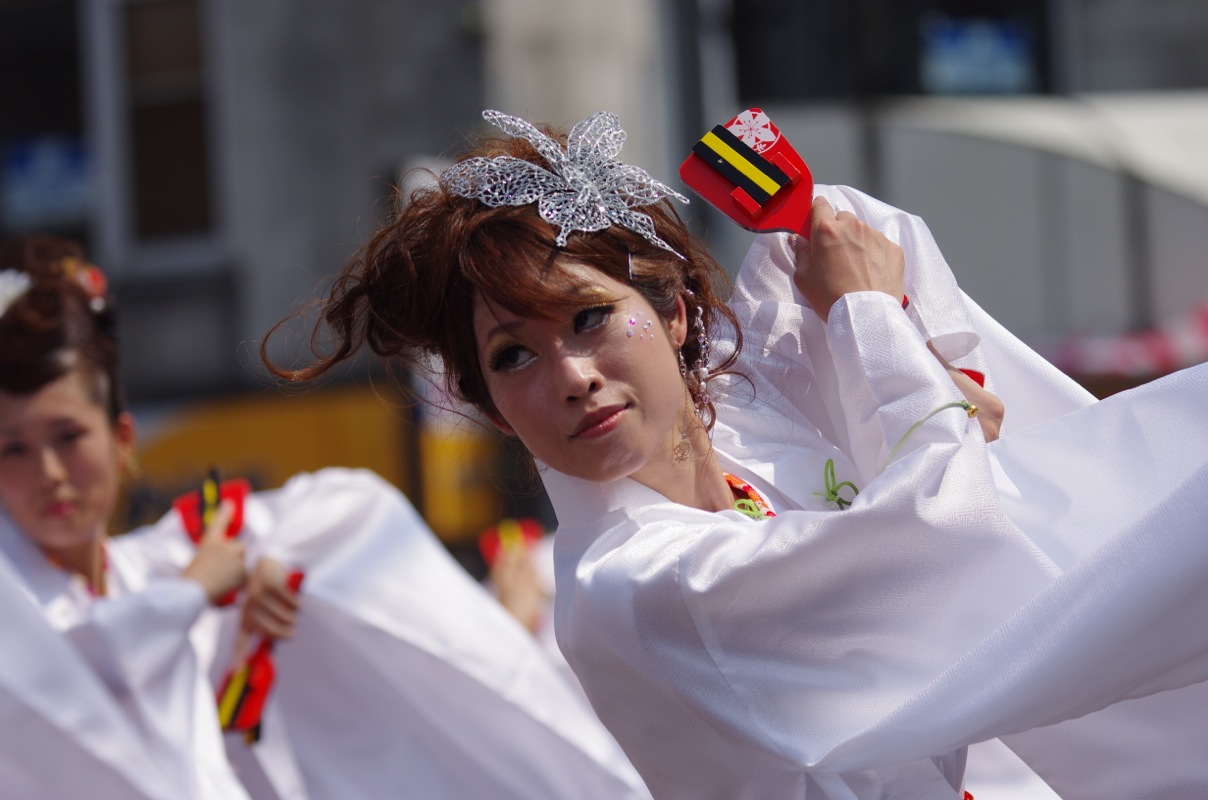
[1050,298,1208,377]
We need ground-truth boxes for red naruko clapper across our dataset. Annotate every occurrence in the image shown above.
[679,107,815,238]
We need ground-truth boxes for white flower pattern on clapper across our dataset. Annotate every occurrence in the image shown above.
[441,110,689,255]
[726,109,779,153]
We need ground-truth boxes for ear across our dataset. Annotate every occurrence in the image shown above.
[484,408,516,437]
[668,292,689,348]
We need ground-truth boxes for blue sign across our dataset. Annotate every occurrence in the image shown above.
[1,135,94,230]
[920,16,1037,95]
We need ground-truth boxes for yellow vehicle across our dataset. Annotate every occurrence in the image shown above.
[123,383,513,555]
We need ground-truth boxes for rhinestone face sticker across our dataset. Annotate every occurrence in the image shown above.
[441,110,690,256]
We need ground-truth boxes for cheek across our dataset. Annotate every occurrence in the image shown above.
[73,442,121,497]
[0,475,20,511]
[0,460,34,500]
[0,472,41,533]
[481,374,527,436]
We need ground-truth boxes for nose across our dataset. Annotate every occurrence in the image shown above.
[557,353,602,403]
[39,446,67,487]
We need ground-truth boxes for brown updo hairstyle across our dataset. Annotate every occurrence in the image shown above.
[263,121,742,430]
[0,236,125,423]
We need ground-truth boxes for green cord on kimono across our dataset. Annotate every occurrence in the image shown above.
[818,400,977,511]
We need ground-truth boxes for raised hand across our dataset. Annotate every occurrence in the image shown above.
[180,500,247,604]
[239,557,301,641]
[792,196,905,321]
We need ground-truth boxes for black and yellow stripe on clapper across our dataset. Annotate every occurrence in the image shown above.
[216,658,253,731]
[215,640,274,743]
[691,125,790,208]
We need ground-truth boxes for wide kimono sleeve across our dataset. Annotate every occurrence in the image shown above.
[721,184,1094,479]
[62,582,247,800]
[718,184,1208,799]
[0,538,186,800]
[107,467,648,800]
[0,513,250,800]
[224,467,651,800]
[553,370,1208,799]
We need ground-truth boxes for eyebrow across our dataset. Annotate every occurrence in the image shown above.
[0,415,87,434]
[480,317,528,343]
[477,280,620,342]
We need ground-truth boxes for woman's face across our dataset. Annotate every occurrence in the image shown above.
[475,261,688,486]
[0,368,133,558]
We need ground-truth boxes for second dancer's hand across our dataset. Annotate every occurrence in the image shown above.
[180,501,247,604]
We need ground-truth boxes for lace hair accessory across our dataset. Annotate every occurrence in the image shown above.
[0,269,32,318]
[441,110,690,256]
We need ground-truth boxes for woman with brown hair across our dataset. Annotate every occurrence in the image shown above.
[0,235,252,798]
[266,109,1208,800]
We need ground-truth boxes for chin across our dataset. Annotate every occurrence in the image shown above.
[31,522,100,552]
[557,457,645,485]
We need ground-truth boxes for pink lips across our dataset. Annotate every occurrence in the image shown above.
[46,500,76,519]
[573,406,626,439]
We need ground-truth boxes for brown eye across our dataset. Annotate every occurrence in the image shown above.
[1,441,27,458]
[489,343,535,373]
[574,304,613,334]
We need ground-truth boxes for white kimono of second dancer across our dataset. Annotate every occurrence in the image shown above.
[546,184,1208,799]
[1,467,651,800]
[0,510,251,800]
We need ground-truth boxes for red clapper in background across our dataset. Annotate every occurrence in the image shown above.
[478,517,546,568]
[173,469,251,607]
[175,470,304,743]
[215,570,304,743]
[678,108,815,238]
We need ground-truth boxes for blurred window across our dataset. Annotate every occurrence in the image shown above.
[0,0,90,241]
[729,0,1050,101]
[124,0,212,239]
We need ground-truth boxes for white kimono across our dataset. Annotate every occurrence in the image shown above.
[0,508,250,800]
[2,467,651,800]
[547,185,1208,799]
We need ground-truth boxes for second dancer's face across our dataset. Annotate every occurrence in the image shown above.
[475,261,687,485]
[0,368,132,559]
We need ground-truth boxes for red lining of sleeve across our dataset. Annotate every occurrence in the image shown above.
[958,368,986,387]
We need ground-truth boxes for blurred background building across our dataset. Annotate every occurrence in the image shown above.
[3,0,1207,567]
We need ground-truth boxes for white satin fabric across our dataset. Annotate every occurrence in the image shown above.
[1,467,650,800]
[547,185,1208,799]
[962,739,1061,800]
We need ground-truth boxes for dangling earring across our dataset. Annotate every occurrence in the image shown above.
[674,350,693,462]
[673,401,693,462]
[684,292,711,413]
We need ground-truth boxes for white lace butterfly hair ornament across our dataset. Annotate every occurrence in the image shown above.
[440,110,690,257]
